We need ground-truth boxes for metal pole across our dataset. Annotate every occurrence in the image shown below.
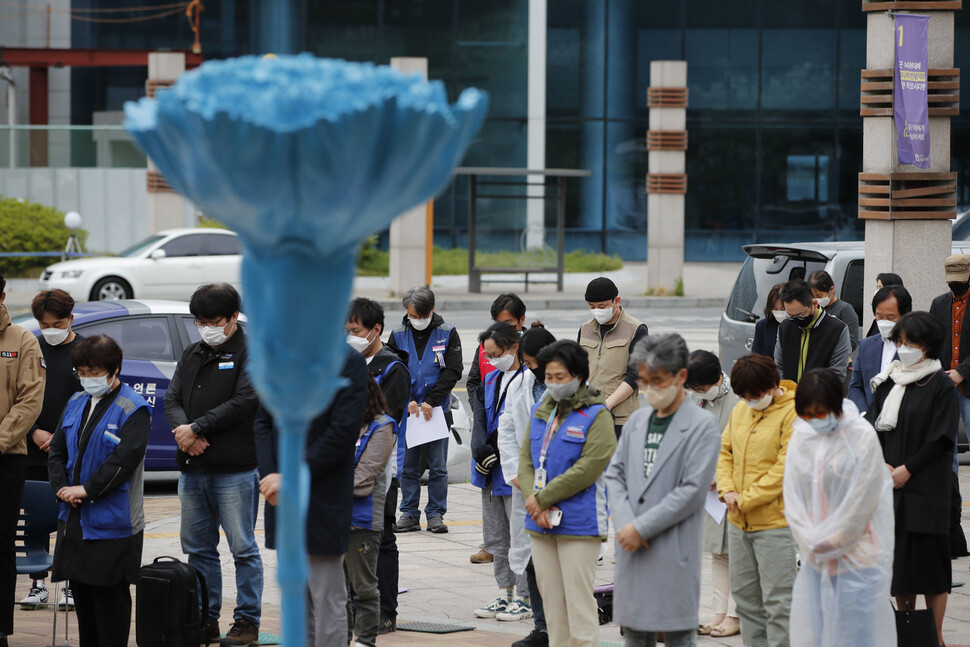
[7,84,14,168]
[557,176,565,292]
[468,174,479,293]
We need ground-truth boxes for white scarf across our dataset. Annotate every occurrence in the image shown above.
[869,357,942,431]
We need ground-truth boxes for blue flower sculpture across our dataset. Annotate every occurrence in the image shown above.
[124,54,487,646]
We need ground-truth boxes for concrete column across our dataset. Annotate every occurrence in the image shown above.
[146,53,188,233]
[861,11,955,320]
[388,57,429,295]
[525,0,547,250]
[646,61,687,296]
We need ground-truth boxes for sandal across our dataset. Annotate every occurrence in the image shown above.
[697,624,713,636]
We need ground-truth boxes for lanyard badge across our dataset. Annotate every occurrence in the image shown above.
[535,406,560,491]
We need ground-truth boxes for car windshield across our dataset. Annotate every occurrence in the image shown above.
[117,235,166,258]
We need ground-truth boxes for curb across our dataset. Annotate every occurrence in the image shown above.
[370,296,726,312]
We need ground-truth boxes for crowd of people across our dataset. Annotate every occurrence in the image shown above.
[0,256,968,647]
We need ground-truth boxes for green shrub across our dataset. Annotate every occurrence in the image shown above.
[197,215,229,229]
[357,235,390,276]
[0,196,89,277]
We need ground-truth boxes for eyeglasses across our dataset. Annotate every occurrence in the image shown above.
[194,318,226,328]
[72,368,109,379]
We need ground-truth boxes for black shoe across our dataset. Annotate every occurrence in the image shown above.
[512,628,548,647]
[201,621,221,645]
[220,618,259,646]
[0,630,7,647]
[393,514,421,532]
[378,615,396,634]
[426,516,448,533]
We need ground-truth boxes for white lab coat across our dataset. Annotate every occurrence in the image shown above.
[496,368,539,575]
[784,399,895,647]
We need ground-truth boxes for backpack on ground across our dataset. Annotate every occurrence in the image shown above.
[136,556,209,647]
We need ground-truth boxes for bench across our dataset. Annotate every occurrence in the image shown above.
[468,266,562,293]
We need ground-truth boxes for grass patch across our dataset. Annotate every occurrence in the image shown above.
[355,240,623,277]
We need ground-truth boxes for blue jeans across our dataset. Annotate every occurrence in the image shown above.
[624,628,695,647]
[802,566,881,647]
[399,437,448,519]
[179,468,263,624]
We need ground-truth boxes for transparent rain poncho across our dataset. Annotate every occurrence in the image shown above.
[783,399,895,647]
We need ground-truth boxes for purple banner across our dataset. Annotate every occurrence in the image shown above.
[894,13,930,168]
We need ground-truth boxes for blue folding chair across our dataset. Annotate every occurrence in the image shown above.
[16,480,69,646]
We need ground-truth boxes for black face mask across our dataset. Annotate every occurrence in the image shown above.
[789,313,814,329]
[950,281,970,297]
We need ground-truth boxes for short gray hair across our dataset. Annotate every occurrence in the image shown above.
[629,333,689,376]
[402,286,435,317]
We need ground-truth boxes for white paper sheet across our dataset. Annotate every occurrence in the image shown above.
[705,489,727,524]
[404,406,450,448]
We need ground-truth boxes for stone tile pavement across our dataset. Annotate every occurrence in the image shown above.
[10,474,970,646]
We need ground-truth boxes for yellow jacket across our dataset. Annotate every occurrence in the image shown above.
[716,380,797,532]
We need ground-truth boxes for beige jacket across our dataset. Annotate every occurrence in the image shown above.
[578,308,644,425]
[0,304,45,455]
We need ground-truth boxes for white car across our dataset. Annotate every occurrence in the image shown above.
[39,228,242,301]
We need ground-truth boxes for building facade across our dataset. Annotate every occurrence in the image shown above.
[5,0,970,259]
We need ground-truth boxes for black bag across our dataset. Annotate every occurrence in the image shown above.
[593,585,613,625]
[136,556,209,647]
[893,601,938,647]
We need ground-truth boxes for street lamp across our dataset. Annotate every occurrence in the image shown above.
[63,211,83,261]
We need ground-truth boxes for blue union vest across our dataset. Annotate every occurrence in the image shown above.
[373,358,409,477]
[470,367,524,496]
[525,402,608,537]
[59,384,151,540]
[351,414,399,530]
[390,322,454,405]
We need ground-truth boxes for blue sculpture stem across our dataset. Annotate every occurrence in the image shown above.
[239,243,358,647]
[276,415,309,647]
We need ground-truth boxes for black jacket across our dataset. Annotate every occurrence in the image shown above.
[776,310,847,382]
[163,327,259,472]
[255,347,368,555]
[367,345,410,424]
[751,318,779,358]
[930,291,970,396]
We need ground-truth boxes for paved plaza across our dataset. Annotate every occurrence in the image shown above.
[9,472,970,646]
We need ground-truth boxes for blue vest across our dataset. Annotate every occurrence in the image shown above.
[391,322,453,404]
[525,402,608,537]
[373,359,409,477]
[470,367,524,496]
[351,414,398,530]
[59,384,151,540]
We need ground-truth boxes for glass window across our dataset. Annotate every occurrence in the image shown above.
[383,0,455,98]
[204,234,242,256]
[180,316,203,345]
[685,28,758,112]
[119,235,165,258]
[160,234,204,258]
[457,0,528,119]
[841,260,865,323]
[547,0,606,119]
[838,29,866,113]
[761,29,837,113]
[786,155,829,202]
[306,1,380,62]
[75,316,174,362]
[686,128,757,262]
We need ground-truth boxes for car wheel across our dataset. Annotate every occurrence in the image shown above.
[90,277,132,301]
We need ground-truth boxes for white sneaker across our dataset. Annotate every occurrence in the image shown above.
[58,588,74,610]
[496,598,534,622]
[474,595,510,619]
[19,584,49,609]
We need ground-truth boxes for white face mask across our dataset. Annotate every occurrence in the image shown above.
[816,296,831,308]
[409,316,432,331]
[200,325,230,347]
[488,352,515,372]
[876,319,896,339]
[772,310,787,324]
[546,377,580,401]
[746,392,773,411]
[41,326,70,345]
[645,382,682,411]
[346,331,374,354]
[80,375,112,398]
[697,384,720,401]
[897,344,924,368]
[590,305,614,325]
